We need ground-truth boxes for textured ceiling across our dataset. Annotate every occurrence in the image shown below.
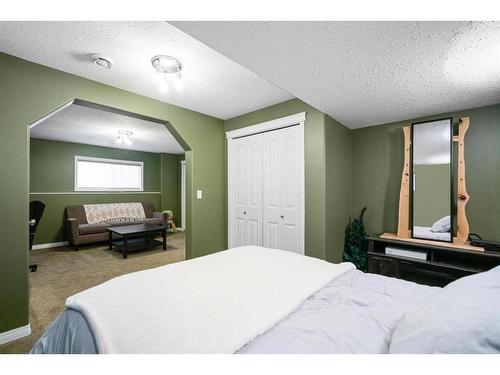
[0,21,292,120]
[173,21,500,128]
[30,104,185,154]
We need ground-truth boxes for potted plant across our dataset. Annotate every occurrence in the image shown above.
[342,207,368,271]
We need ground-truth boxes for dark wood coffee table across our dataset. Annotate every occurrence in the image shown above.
[107,223,168,259]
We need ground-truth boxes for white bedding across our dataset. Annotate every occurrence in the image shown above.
[65,246,354,353]
[413,226,451,241]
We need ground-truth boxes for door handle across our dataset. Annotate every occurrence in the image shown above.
[29,219,36,226]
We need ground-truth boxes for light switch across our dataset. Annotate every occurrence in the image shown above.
[196,190,203,199]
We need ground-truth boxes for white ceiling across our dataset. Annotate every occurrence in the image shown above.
[30,103,185,154]
[173,21,500,128]
[0,21,292,120]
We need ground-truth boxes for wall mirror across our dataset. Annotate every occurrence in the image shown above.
[411,118,453,242]
[382,116,474,249]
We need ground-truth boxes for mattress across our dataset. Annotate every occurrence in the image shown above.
[31,269,438,354]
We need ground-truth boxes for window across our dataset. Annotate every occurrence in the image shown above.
[75,156,143,192]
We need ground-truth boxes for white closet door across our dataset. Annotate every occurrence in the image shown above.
[262,125,304,254]
[230,133,263,247]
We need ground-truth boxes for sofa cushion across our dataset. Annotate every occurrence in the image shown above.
[79,218,163,235]
[79,223,109,235]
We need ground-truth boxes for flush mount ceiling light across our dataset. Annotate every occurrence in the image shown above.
[92,54,113,69]
[115,130,133,146]
[151,55,183,93]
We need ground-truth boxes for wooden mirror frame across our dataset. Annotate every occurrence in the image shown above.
[381,117,483,251]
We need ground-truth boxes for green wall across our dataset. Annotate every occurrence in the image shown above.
[0,52,226,334]
[352,103,500,241]
[413,164,450,227]
[325,115,352,262]
[160,153,183,225]
[31,139,162,192]
[29,138,182,244]
[225,99,353,261]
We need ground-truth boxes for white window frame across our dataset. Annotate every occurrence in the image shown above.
[74,155,144,192]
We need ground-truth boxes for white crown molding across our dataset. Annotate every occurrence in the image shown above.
[32,241,69,250]
[225,112,306,139]
[0,324,31,345]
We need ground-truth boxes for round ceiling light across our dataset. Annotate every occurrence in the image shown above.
[116,130,133,146]
[151,55,183,74]
[92,54,113,69]
[151,55,183,92]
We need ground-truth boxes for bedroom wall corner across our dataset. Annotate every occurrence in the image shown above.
[325,115,353,263]
[0,52,226,335]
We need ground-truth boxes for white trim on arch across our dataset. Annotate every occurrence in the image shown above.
[180,160,186,231]
[225,112,306,139]
[226,112,306,252]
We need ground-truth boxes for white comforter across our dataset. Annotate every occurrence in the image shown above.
[66,246,354,353]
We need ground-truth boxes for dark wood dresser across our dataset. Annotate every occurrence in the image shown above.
[367,236,500,287]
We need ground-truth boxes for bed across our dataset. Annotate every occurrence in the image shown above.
[31,246,500,354]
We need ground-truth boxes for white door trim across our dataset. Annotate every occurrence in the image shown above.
[0,324,31,345]
[227,112,306,251]
[225,112,306,140]
[180,160,186,231]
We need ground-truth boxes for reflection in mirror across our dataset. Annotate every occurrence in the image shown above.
[412,118,452,242]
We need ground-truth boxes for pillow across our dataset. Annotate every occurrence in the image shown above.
[431,215,451,233]
[389,266,500,353]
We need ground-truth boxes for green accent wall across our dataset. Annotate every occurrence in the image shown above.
[29,138,182,245]
[31,139,162,192]
[352,104,500,242]
[224,99,353,262]
[325,115,352,262]
[413,164,450,227]
[160,153,183,224]
[0,52,226,334]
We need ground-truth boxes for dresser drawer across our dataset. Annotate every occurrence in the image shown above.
[368,254,397,277]
[398,260,474,287]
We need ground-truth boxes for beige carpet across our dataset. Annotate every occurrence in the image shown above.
[0,232,185,354]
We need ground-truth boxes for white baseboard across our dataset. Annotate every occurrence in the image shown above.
[0,324,31,345]
[32,241,69,250]
[177,227,185,232]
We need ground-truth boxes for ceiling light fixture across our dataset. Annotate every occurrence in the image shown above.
[92,54,113,69]
[151,55,183,93]
[116,130,133,146]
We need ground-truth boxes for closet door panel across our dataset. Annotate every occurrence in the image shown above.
[230,134,263,247]
[279,127,302,253]
[263,125,304,254]
[262,134,282,250]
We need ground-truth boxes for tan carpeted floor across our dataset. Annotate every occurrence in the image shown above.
[0,232,185,354]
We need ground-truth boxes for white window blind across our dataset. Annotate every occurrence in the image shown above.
[75,156,144,191]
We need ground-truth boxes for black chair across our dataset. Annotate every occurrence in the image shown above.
[29,200,46,272]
